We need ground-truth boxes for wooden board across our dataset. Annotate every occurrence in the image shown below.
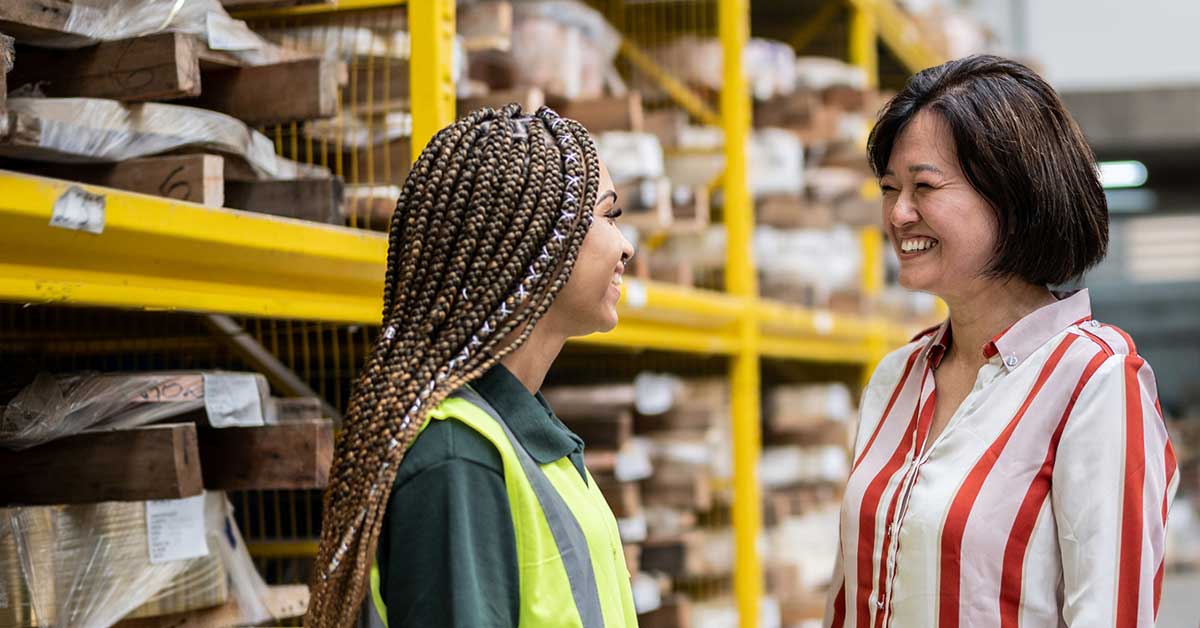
[641,472,713,512]
[224,177,344,224]
[553,93,645,133]
[458,87,545,116]
[559,409,632,451]
[8,154,226,207]
[114,585,309,627]
[9,33,202,102]
[624,543,641,576]
[197,419,333,491]
[638,595,692,628]
[458,1,513,52]
[0,423,203,505]
[593,472,640,519]
[639,533,706,577]
[0,33,12,117]
[193,58,338,125]
[0,0,81,46]
[267,396,326,423]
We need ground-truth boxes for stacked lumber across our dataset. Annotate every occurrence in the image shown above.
[0,369,331,626]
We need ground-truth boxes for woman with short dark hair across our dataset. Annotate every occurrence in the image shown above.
[826,55,1178,627]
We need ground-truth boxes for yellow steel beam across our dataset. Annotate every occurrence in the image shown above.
[719,0,763,624]
[849,0,880,89]
[618,39,722,127]
[409,0,456,159]
[246,539,320,558]
[231,0,405,20]
[846,0,945,75]
[0,171,386,323]
[789,0,842,53]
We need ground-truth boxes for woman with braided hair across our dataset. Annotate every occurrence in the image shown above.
[305,104,638,628]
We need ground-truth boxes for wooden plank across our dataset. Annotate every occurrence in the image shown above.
[10,154,225,207]
[583,449,617,475]
[0,423,203,505]
[616,178,673,232]
[640,533,706,577]
[114,585,309,628]
[593,472,641,518]
[639,595,692,628]
[458,87,545,116]
[642,472,713,512]
[193,58,338,125]
[560,409,632,451]
[224,177,344,224]
[554,93,645,133]
[9,33,201,102]
[458,1,512,52]
[267,396,326,423]
[0,0,81,46]
[624,543,641,576]
[197,420,333,491]
[0,33,13,115]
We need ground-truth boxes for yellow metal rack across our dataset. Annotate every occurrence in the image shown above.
[0,0,941,625]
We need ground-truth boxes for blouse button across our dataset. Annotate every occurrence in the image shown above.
[1004,355,1018,367]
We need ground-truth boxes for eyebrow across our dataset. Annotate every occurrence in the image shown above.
[883,164,945,177]
[596,190,618,206]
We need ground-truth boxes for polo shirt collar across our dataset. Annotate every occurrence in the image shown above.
[470,363,583,465]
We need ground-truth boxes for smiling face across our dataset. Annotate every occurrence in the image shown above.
[880,109,1000,302]
[543,159,635,337]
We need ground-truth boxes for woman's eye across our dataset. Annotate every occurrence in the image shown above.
[880,184,899,194]
[606,207,623,221]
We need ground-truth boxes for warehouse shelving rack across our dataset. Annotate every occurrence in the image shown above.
[0,0,942,624]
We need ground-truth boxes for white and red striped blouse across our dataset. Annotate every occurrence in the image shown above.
[825,289,1179,628]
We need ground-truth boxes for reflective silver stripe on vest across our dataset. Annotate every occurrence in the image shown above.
[452,388,607,628]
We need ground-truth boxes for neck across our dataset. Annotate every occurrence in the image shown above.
[500,318,568,394]
[943,278,1057,367]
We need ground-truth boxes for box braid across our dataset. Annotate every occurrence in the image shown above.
[306,103,600,627]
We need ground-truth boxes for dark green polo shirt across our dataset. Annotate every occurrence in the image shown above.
[375,363,588,628]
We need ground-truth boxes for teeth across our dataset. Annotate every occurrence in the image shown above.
[901,238,937,253]
[612,274,623,287]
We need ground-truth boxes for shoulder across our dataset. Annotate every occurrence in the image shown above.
[1070,320,1141,359]
[867,336,929,393]
[395,417,506,488]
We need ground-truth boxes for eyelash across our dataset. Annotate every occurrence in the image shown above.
[605,207,623,221]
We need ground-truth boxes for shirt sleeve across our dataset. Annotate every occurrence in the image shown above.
[1051,352,1179,627]
[380,456,521,628]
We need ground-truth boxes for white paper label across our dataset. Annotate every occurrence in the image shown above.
[146,494,209,564]
[203,373,266,428]
[50,186,105,234]
[624,278,648,309]
[813,310,835,336]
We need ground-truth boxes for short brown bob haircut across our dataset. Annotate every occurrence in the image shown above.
[868,54,1108,286]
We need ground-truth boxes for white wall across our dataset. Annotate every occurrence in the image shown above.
[968,0,1200,90]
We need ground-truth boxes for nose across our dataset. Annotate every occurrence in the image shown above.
[620,230,635,266]
[888,190,920,228]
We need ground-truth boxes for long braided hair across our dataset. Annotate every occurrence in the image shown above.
[305,104,601,627]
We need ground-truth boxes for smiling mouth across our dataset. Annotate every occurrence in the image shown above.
[899,237,939,254]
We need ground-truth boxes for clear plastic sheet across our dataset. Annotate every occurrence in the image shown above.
[510,1,621,100]
[593,132,665,184]
[0,492,269,628]
[0,371,270,451]
[28,0,309,67]
[2,97,329,180]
